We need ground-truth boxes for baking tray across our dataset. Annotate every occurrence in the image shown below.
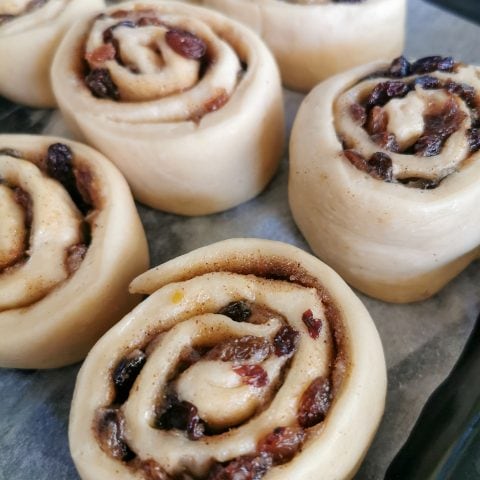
[0,0,479,478]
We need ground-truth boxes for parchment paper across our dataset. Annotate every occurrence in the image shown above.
[1,0,479,478]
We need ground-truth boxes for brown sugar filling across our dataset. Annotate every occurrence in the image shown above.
[80,8,250,121]
[341,56,480,187]
[93,258,349,480]
[0,143,98,310]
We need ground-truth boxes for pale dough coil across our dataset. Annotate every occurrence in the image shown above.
[69,238,386,480]
[51,1,284,215]
[0,0,104,107]
[195,0,405,92]
[0,134,149,369]
[289,56,480,303]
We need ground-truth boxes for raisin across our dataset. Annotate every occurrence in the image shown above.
[414,135,442,157]
[472,110,480,129]
[388,56,411,78]
[156,397,205,440]
[413,98,466,157]
[233,365,268,388]
[301,310,323,340]
[411,56,455,74]
[445,81,477,108]
[208,453,272,480]
[66,243,88,275]
[467,128,480,152]
[204,90,229,113]
[207,336,272,363]
[298,377,332,428]
[46,143,74,184]
[86,44,116,65]
[437,57,456,71]
[113,349,147,404]
[273,326,300,357]
[110,10,129,19]
[368,152,393,181]
[165,29,206,60]
[371,132,400,152]
[219,301,252,322]
[367,81,410,108]
[425,98,465,136]
[103,20,136,43]
[137,16,164,27]
[190,90,230,122]
[349,103,367,125]
[344,149,393,181]
[400,177,439,189]
[46,143,90,213]
[96,408,135,461]
[413,75,441,90]
[258,427,305,464]
[344,149,369,173]
[367,106,388,135]
[85,68,119,100]
[139,459,171,480]
[247,304,284,325]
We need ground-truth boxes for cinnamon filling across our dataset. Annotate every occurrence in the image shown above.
[342,56,480,187]
[0,144,97,307]
[93,267,346,480]
[0,186,31,273]
[81,9,245,120]
[83,11,210,100]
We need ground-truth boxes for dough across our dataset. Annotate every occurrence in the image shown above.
[0,134,149,368]
[197,0,405,91]
[69,238,386,480]
[0,0,104,107]
[289,56,480,302]
[51,1,284,215]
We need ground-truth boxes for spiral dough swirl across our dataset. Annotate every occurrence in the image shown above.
[0,135,149,369]
[69,239,386,480]
[51,1,284,215]
[0,0,103,107]
[289,57,480,303]
[197,0,405,91]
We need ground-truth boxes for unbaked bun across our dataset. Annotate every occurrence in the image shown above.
[69,238,386,480]
[289,56,480,303]
[0,135,149,369]
[0,0,104,107]
[196,0,405,91]
[51,1,284,215]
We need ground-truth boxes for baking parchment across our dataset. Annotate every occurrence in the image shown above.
[1,0,479,478]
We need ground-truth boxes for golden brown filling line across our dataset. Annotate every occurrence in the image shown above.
[0,0,49,26]
[93,282,346,480]
[340,56,480,187]
[0,143,95,306]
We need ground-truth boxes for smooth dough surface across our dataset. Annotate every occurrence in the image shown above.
[0,135,149,368]
[196,0,406,91]
[289,59,480,303]
[69,238,386,480]
[51,1,284,215]
[0,0,104,107]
